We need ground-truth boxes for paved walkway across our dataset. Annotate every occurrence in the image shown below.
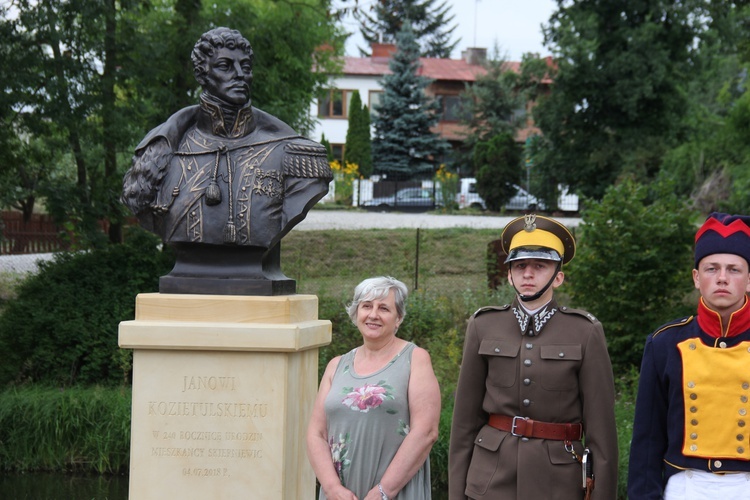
[1,211,581,274]
[295,209,581,231]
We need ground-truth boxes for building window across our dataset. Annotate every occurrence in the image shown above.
[318,89,355,118]
[369,90,383,118]
[331,144,344,162]
[437,95,466,122]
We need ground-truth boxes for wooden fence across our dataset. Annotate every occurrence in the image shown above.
[0,212,69,255]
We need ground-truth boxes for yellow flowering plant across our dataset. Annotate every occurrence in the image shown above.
[434,165,459,212]
[330,160,361,205]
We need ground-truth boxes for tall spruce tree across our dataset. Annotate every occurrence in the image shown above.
[354,0,459,58]
[344,91,373,177]
[372,22,450,180]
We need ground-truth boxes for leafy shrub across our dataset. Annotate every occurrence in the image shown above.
[0,227,174,387]
[567,178,697,371]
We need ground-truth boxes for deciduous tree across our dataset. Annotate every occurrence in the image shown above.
[534,0,709,200]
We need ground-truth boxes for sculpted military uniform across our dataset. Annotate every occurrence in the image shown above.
[121,28,332,294]
[128,98,331,250]
[449,299,618,499]
[449,214,618,500]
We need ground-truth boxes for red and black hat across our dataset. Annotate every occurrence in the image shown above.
[694,212,750,268]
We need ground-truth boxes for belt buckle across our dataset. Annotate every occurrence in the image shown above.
[511,416,528,437]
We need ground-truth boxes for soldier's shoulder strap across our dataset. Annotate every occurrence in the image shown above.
[652,316,694,339]
[473,304,511,318]
[558,306,599,323]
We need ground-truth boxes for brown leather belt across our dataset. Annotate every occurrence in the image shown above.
[488,414,582,441]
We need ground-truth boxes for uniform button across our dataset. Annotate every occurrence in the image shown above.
[715,460,723,468]
[742,396,748,403]
[478,438,482,443]
[743,382,749,390]
[521,437,529,442]
[739,447,745,454]
[741,409,747,416]
[523,399,530,407]
[690,433,697,439]
[241,186,246,191]
[740,420,746,427]
[527,332,535,337]
[690,393,697,400]
[523,378,531,386]
[494,347,500,353]
[688,381,696,388]
[739,434,745,441]
[524,359,532,367]
[690,406,698,413]
[691,419,699,426]
[561,306,567,311]
[526,343,533,349]
[720,341,728,348]
[558,352,565,358]
[689,343,696,350]
[690,444,698,451]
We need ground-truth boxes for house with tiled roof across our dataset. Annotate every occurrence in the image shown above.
[308,43,550,163]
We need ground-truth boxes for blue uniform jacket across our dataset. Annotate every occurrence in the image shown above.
[628,299,750,499]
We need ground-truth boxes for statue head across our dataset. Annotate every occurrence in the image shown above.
[192,27,254,106]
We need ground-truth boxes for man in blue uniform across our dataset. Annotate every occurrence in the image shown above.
[628,212,750,499]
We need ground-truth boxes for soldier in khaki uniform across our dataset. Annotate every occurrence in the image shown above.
[449,214,618,499]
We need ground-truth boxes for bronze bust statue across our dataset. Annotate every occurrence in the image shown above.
[122,27,332,295]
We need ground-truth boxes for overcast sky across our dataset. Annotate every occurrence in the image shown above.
[334,0,559,62]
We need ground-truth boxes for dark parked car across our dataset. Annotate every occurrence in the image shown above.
[362,187,443,211]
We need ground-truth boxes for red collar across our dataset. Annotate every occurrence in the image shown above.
[696,296,750,338]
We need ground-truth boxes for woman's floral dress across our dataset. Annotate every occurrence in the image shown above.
[320,342,431,499]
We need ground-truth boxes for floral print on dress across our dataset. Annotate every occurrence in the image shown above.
[397,419,410,437]
[329,433,352,484]
[341,380,395,412]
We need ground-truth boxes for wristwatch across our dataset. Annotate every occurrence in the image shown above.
[378,483,389,500]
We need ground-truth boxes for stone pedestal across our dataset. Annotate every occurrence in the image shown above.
[118,293,331,500]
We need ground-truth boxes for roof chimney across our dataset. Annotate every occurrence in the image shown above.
[371,43,397,58]
[461,48,487,66]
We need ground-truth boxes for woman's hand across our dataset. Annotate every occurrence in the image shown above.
[322,483,359,500]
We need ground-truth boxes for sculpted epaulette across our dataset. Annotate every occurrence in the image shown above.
[652,316,694,339]
[473,305,510,317]
[283,141,333,180]
[558,306,599,323]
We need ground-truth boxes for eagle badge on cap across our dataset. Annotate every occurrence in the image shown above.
[524,214,537,232]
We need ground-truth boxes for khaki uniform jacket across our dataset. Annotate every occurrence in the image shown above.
[448,298,618,500]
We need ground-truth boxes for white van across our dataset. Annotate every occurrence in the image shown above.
[456,178,487,210]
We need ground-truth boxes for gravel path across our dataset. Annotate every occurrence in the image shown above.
[1,211,581,274]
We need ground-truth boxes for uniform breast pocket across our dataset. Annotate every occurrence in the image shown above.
[479,340,519,388]
[540,344,582,391]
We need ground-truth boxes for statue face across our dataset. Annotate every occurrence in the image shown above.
[203,46,253,106]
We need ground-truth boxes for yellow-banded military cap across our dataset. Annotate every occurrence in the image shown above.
[501,214,576,264]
